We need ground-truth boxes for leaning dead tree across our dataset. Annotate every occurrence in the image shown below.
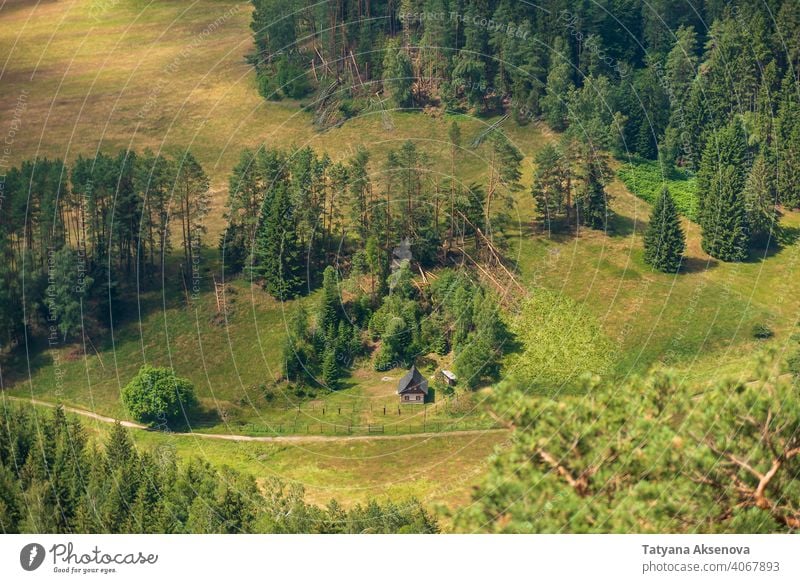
[453,210,526,309]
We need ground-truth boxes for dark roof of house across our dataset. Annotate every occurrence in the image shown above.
[397,366,429,395]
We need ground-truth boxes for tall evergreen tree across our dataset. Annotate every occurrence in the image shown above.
[743,154,780,247]
[253,182,305,299]
[171,152,210,278]
[701,165,750,262]
[643,187,685,273]
[532,144,567,234]
[541,39,574,132]
[382,39,414,108]
[775,75,800,209]
[577,155,611,231]
[697,121,749,230]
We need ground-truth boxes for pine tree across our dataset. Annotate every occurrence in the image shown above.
[775,75,800,209]
[541,39,574,131]
[347,147,371,240]
[643,187,686,273]
[321,347,339,390]
[532,144,567,234]
[171,151,210,278]
[382,39,413,108]
[577,156,611,231]
[743,154,780,247]
[701,165,750,262]
[253,182,305,299]
[485,130,522,239]
[46,247,93,340]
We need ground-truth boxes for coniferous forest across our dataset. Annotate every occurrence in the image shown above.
[1,0,800,537]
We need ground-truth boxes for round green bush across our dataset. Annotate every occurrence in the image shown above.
[121,365,197,425]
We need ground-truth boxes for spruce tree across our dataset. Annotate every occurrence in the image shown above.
[643,187,686,273]
[775,75,800,209]
[701,165,750,262]
[744,154,780,247]
[541,42,573,132]
[317,266,340,334]
[697,120,749,230]
[382,39,413,108]
[577,156,611,230]
[321,347,340,390]
[253,182,305,299]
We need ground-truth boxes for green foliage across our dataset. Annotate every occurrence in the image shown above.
[253,181,305,299]
[508,290,614,391]
[532,144,568,233]
[41,247,94,339]
[382,39,413,108]
[643,187,686,273]
[751,323,774,340]
[787,350,800,378]
[121,365,197,426]
[0,403,438,533]
[618,160,698,219]
[776,76,800,209]
[455,289,508,388]
[257,56,311,100]
[455,356,800,532]
[577,156,611,230]
[701,165,750,262]
[743,153,781,247]
[321,348,339,390]
[541,40,573,132]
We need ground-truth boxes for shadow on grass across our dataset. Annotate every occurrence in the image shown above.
[165,405,222,432]
[681,255,719,274]
[0,347,54,388]
[747,225,800,262]
[608,211,644,238]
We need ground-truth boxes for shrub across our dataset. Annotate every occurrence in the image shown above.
[618,160,698,220]
[121,365,197,426]
[751,323,774,340]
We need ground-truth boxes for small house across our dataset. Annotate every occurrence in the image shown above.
[438,369,457,387]
[397,366,428,404]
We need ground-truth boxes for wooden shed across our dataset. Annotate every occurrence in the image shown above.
[438,369,457,386]
[397,366,428,404]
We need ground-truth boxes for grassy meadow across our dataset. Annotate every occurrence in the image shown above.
[4,0,800,511]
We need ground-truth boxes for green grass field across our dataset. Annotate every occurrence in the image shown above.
[4,0,800,512]
[0,0,547,233]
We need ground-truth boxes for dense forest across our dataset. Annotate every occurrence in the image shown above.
[0,403,437,533]
[0,150,211,350]
[0,137,516,391]
[250,0,800,259]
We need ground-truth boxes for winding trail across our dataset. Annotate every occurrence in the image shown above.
[3,396,508,443]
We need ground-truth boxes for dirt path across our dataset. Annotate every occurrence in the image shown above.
[3,396,508,443]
